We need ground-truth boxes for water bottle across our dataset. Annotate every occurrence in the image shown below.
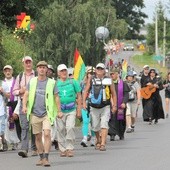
[103,86,106,101]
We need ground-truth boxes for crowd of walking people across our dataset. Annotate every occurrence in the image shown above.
[0,56,169,167]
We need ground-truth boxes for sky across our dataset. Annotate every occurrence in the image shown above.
[142,0,170,24]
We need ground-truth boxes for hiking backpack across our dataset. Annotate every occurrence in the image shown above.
[128,82,136,101]
[89,77,110,108]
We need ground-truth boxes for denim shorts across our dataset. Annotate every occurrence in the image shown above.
[0,114,6,135]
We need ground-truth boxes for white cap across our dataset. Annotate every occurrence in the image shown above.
[22,56,33,62]
[143,65,149,69]
[57,64,68,71]
[96,63,105,69]
[48,65,54,72]
[3,65,13,70]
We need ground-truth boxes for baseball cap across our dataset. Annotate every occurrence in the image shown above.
[96,63,105,69]
[143,65,149,69]
[3,65,13,70]
[36,61,48,67]
[57,64,68,71]
[110,68,120,74]
[48,64,54,72]
[22,56,33,62]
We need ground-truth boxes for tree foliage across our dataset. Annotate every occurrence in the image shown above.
[0,0,150,71]
[146,1,170,54]
[28,0,128,68]
[0,0,56,28]
[1,26,35,77]
[112,0,147,39]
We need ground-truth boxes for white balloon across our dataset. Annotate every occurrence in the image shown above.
[95,26,109,40]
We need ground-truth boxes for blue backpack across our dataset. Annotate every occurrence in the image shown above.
[90,78,104,108]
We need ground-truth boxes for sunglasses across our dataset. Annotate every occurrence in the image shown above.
[97,67,104,70]
[60,69,67,72]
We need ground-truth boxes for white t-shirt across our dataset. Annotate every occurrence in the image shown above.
[4,77,17,102]
[0,81,9,116]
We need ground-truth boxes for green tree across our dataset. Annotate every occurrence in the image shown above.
[0,0,56,28]
[0,23,5,79]
[28,0,128,68]
[0,0,26,28]
[165,0,170,51]
[1,27,35,76]
[111,0,147,39]
[146,1,169,54]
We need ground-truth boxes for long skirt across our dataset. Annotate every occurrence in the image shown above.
[108,111,126,138]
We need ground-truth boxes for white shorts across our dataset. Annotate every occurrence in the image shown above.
[90,105,110,132]
[126,102,138,117]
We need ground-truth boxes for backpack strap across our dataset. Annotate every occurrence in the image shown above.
[69,78,77,94]
[19,72,23,85]
[34,71,38,76]
[19,71,37,86]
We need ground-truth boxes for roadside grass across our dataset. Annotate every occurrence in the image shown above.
[131,52,168,79]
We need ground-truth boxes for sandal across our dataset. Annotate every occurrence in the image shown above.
[95,143,101,150]
[100,145,106,151]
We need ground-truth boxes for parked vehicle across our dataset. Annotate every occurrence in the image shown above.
[123,44,134,51]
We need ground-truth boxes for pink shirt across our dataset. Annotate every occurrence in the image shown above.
[12,70,35,98]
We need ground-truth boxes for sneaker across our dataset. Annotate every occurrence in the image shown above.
[154,119,158,124]
[52,140,59,150]
[90,143,95,147]
[90,139,95,147]
[149,118,152,125]
[60,151,67,157]
[131,126,135,132]
[126,128,132,133]
[81,140,88,147]
[31,150,38,156]
[43,158,50,167]
[3,142,8,151]
[0,144,3,152]
[0,138,2,151]
[87,135,91,141]
[18,150,28,158]
[110,135,115,141]
[67,150,74,157]
[119,136,125,140]
[11,143,18,150]
[36,159,44,166]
